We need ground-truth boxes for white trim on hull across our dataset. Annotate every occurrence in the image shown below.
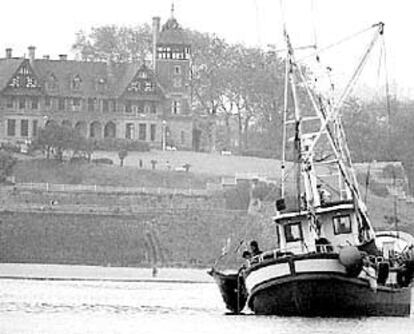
[295,259,347,274]
[245,262,290,292]
[245,257,347,294]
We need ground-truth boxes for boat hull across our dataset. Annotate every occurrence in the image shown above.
[249,273,411,317]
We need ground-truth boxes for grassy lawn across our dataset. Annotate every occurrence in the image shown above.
[92,150,284,178]
[14,158,218,189]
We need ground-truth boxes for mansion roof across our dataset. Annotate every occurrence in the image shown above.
[0,57,165,100]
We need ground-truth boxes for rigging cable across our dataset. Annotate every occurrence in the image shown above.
[298,25,376,63]
[380,24,400,234]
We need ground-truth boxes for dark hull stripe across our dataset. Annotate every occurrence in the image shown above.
[248,272,411,317]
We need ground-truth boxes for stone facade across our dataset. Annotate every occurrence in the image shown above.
[0,12,195,150]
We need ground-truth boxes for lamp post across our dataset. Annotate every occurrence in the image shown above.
[162,120,166,151]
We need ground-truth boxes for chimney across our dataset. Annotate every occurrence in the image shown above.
[59,54,68,61]
[5,48,12,59]
[43,55,50,60]
[152,16,160,71]
[28,46,36,62]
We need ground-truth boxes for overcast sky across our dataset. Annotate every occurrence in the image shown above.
[1,0,412,97]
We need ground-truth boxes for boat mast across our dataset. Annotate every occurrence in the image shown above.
[280,52,289,199]
[284,32,303,210]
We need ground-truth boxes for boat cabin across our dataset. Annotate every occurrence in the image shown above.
[274,201,361,254]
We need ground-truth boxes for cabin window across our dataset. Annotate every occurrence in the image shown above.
[333,215,352,235]
[284,222,303,242]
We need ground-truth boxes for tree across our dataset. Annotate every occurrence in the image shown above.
[34,123,95,161]
[72,25,152,62]
[0,150,17,183]
[71,24,288,154]
[118,149,128,167]
[34,124,74,160]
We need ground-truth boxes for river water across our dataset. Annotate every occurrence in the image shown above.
[0,279,413,334]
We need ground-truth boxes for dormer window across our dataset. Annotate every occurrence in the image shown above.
[174,65,181,75]
[10,77,20,88]
[144,81,154,92]
[72,75,82,90]
[139,71,148,79]
[19,66,29,75]
[26,76,37,88]
[9,64,39,89]
[128,81,140,92]
[47,74,58,90]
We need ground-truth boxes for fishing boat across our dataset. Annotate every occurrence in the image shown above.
[209,21,414,316]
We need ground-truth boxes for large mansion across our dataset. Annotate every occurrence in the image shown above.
[0,12,199,150]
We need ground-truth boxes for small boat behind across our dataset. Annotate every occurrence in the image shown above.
[207,268,247,314]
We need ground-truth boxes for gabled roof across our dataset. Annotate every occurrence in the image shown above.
[33,59,108,97]
[0,58,25,91]
[117,63,165,100]
[0,57,165,100]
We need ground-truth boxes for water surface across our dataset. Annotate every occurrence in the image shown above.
[0,279,413,334]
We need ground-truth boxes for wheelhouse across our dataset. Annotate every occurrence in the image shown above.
[274,201,360,254]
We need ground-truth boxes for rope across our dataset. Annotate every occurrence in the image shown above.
[298,25,376,62]
[364,162,371,204]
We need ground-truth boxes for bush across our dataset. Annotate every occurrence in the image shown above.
[240,149,277,159]
[92,158,114,165]
[224,181,251,211]
[94,138,150,152]
[1,142,21,153]
[70,156,89,164]
[0,150,17,183]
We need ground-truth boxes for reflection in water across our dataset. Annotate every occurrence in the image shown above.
[0,279,413,334]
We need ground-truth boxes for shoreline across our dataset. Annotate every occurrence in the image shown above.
[0,263,213,284]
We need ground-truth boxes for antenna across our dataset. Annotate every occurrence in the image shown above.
[171,1,175,18]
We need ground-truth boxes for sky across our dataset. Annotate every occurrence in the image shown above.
[1,0,413,98]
